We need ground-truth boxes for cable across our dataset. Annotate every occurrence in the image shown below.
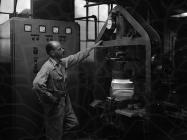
[13,0,18,16]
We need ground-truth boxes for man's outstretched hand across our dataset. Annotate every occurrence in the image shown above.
[87,40,103,53]
[92,40,103,48]
[96,40,103,47]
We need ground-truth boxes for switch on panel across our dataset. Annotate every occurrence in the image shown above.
[33,47,38,55]
[45,35,53,42]
[33,59,38,73]
[58,35,66,42]
[31,34,40,41]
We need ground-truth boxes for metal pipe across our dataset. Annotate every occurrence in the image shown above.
[0,12,12,14]
[84,1,116,8]
[86,1,88,43]
[13,0,18,16]
[84,2,107,8]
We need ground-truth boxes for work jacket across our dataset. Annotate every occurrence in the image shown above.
[33,49,90,103]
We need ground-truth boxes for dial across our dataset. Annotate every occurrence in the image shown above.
[65,27,72,34]
[53,26,59,34]
[39,25,46,33]
[24,24,32,32]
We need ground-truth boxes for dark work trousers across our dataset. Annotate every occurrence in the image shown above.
[42,94,79,140]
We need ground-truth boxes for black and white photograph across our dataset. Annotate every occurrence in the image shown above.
[0,0,187,140]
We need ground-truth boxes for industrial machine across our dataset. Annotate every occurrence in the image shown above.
[93,5,161,116]
[0,17,80,139]
[88,5,187,139]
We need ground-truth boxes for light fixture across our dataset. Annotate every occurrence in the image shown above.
[171,12,187,18]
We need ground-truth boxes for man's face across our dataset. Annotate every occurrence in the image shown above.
[52,41,65,59]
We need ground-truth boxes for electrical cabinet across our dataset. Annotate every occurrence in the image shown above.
[0,17,80,93]
[0,17,80,139]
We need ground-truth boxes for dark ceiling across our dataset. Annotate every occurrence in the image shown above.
[86,0,187,44]
[86,0,187,17]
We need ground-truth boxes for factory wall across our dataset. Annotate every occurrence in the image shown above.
[32,0,74,21]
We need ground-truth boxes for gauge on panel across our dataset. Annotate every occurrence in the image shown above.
[24,24,32,32]
[39,25,46,33]
[65,27,72,34]
[52,26,59,34]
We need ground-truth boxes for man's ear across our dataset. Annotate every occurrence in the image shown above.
[49,50,55,57]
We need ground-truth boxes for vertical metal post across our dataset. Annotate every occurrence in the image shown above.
[145,39,152,101]
[86,1,88,47]
[94,16,97,40]
[116,13,125,39]
[13,0,18,16]
[97,4,99,36]
[30,0,33,18]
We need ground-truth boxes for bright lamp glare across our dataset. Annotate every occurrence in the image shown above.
[171,12,187,18]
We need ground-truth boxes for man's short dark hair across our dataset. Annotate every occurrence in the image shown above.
[46,42,54,55]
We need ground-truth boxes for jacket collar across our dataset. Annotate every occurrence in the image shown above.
[49,57,65,67]
[49,57,58,67]
[49,57,65,77]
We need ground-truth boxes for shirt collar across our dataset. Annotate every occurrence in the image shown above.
[49,57,59,67]
[49,57,65,67]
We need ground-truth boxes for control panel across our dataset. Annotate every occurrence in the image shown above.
[11,17,80,84]
[23,24,73,43]
[0,17,80,138]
